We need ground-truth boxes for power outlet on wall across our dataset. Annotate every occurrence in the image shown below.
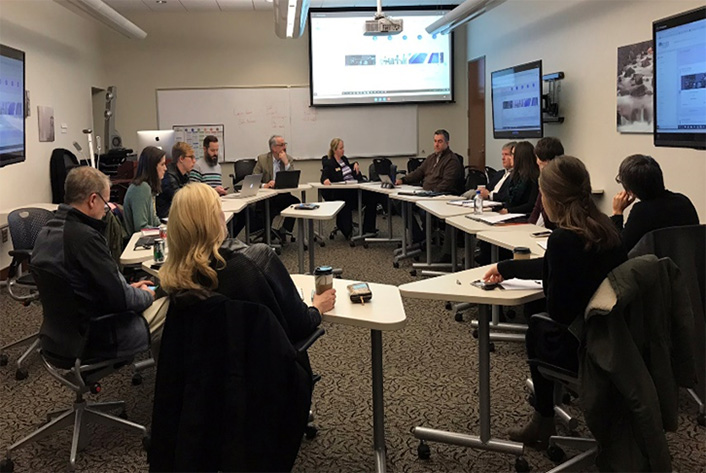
[1,228,7,243]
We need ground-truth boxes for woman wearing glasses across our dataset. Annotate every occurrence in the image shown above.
[123,146,167,234]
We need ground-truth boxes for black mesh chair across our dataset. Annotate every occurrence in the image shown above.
[0,266,150,472]
[229,158,257,191]
[1,208,55,380]
[485,165,498,181]
[407,157,424,174]
[464,167,488,195]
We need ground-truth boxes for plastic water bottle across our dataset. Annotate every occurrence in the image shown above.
[473,190,483,215]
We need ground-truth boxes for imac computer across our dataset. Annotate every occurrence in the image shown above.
[136,130,176,160]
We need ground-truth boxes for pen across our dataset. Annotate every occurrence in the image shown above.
[360,296,365,306]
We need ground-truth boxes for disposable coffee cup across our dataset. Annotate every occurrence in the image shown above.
[314,265,334,295]
[513,247,531,260]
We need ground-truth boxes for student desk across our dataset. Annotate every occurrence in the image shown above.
[476,229,547,259]
[399,266,544,464]
[412,200,476,275]
[221,190,276,243]
[309,181,376,246]
[356,182,405,247]
[291,274,407,473]
[388,191,458,267]
[280,201,344,274]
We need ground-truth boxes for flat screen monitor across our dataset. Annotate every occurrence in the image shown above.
[308,8,453,106]
[653,6,706,149]
[0,44,25,168]
[491,60,543,139]
[136,130,175,160]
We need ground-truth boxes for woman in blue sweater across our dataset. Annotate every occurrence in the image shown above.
[484,155,627,449]
[123,146,167,234]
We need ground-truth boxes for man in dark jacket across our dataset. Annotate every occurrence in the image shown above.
[156,141,195,219]
[32,166,157,357]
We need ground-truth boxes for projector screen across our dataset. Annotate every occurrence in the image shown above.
[0,44,25,168]
[309,9,453,106]
[653,6,706,149]
[491,60,543,139]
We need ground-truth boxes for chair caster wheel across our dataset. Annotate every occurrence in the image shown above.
[131,373,143,386]
[454,313,463,322]
[363,243,369,249]
[329,233,335,240]
[319,241,325,248]
[514,456,530,472]
[90,382,102,394]
[698,412,705,427]
[410,270,417,277]
[291,236,296,243]
[349,241,355,248]
[0,458,15,473]
[527,393,536,408]
[547,445,565,463]
[472,329,478,339]
[118,410,128,420]
[275,248,281,256]
[393,262,399,268]
[142,434,151,452]
[489,342,495,352]
[304,425,318,439]
[15,368,28,380]
[417,441,431,460]
[0,354,8,366]
[303,244,308,251]
[445,301,452,310]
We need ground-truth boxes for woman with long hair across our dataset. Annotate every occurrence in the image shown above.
[498,140,540,215]
[160,183,335,342]
[123,146,167,234]
[484,155,627,449]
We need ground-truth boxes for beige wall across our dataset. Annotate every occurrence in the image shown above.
[467,0,705,219]
[100,11,467,164]
[0,0,107,269]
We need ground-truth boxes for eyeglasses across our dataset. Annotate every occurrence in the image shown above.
[185,154,196,160]
[95,192,110,214]
[275,142,287,147]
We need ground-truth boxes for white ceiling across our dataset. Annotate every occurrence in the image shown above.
[103,0,462,13]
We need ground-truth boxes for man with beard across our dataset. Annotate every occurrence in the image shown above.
[190,135,227,196]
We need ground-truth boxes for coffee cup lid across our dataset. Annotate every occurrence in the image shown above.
[314,265,333,274]
[514,246,531,254]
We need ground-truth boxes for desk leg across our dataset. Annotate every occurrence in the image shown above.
[265,199,272,247]
[297,218,305,274]
[245,206,251,244]
[450,233,473,318]
[308,219,315,275]
[451,229,457,273]
[365,195,401,246]
[372,329,387,473]
[411,303,524,457]
[393,202,421,265]
[413,212,452,273]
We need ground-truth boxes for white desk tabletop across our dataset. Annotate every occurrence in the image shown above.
[399,265,544,306]
[121,232,156,265]
[280,201,344,220]
[477,230,547,257]
[308,181,362,189]
[445,214,546,236]
[390,191,459,203]
[221,190,276,212]
[416,200,477,219]
[291,274,407,331]
[268,184,312,195]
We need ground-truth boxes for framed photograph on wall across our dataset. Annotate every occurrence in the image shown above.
[37,105,55,142]
[617,40,653,134]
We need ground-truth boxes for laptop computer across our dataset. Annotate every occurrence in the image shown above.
[274,170,301,190]
[379,174,396,188]
[226,174,262,199]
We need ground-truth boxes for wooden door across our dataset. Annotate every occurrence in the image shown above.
[467,56,486,170]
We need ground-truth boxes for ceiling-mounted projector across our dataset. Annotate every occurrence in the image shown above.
[364,0,403,36]
[364,13,403,36]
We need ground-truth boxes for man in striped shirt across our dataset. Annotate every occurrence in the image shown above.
[190,135,227,196]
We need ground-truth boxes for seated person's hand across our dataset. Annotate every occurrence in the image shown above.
[498,208,508,215]
[131,280,156,298]
[479,188,490,199]
[323,179,331,186]
[482,264,504,284]
[395,179,403,186]
[353,162,360,174]
[215,185,228,196]
[612,190,635,215]
[265,180,275,189]
[313,288,336,314]
[277,150,289,166]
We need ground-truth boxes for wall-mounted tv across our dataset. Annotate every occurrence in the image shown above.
[653,6,706,150]
[491,60,543,139]
[308,8,454,106]
[0,44,26,168]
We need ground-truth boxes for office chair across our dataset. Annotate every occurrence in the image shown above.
[0,266,150,472]
[407,157,424,174]
[229,158,257,191]
[49,148,80,204]
[464,167,488,194]
[485,166,498,181]
[148,292,324,472]
[629,224,706,426]
[1,208,55,380]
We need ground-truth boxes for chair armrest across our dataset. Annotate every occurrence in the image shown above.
[294,327,325,354]
[8,249,31,260]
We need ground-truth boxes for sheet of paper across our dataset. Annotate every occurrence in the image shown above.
[465,213,526,224]
[536,240,548,250]
[500,278,543,290]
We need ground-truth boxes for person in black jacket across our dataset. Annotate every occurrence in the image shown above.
[611,154,699,251]
[498,140,539,215]
[32,166,158,358]
[320,138,381,238]
[483,156,627,449]
[155,141,195,219]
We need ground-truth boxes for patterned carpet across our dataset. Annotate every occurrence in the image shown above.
[1,214,704,472]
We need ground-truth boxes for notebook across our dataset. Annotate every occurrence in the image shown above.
[274,170,301,189]
[226,174,262,199]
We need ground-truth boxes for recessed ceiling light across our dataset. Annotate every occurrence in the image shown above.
[156,1,167,4]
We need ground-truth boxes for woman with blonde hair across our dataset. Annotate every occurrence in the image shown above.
[160,182,335,342]
[483,155,626,449]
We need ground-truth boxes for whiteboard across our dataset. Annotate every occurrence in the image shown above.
[157,87,418,161]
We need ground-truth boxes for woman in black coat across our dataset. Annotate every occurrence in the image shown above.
[320,138,380,238]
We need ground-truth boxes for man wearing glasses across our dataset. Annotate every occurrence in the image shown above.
[253,134,300,238]
[32,166,161,354]
[156,141,196,219]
